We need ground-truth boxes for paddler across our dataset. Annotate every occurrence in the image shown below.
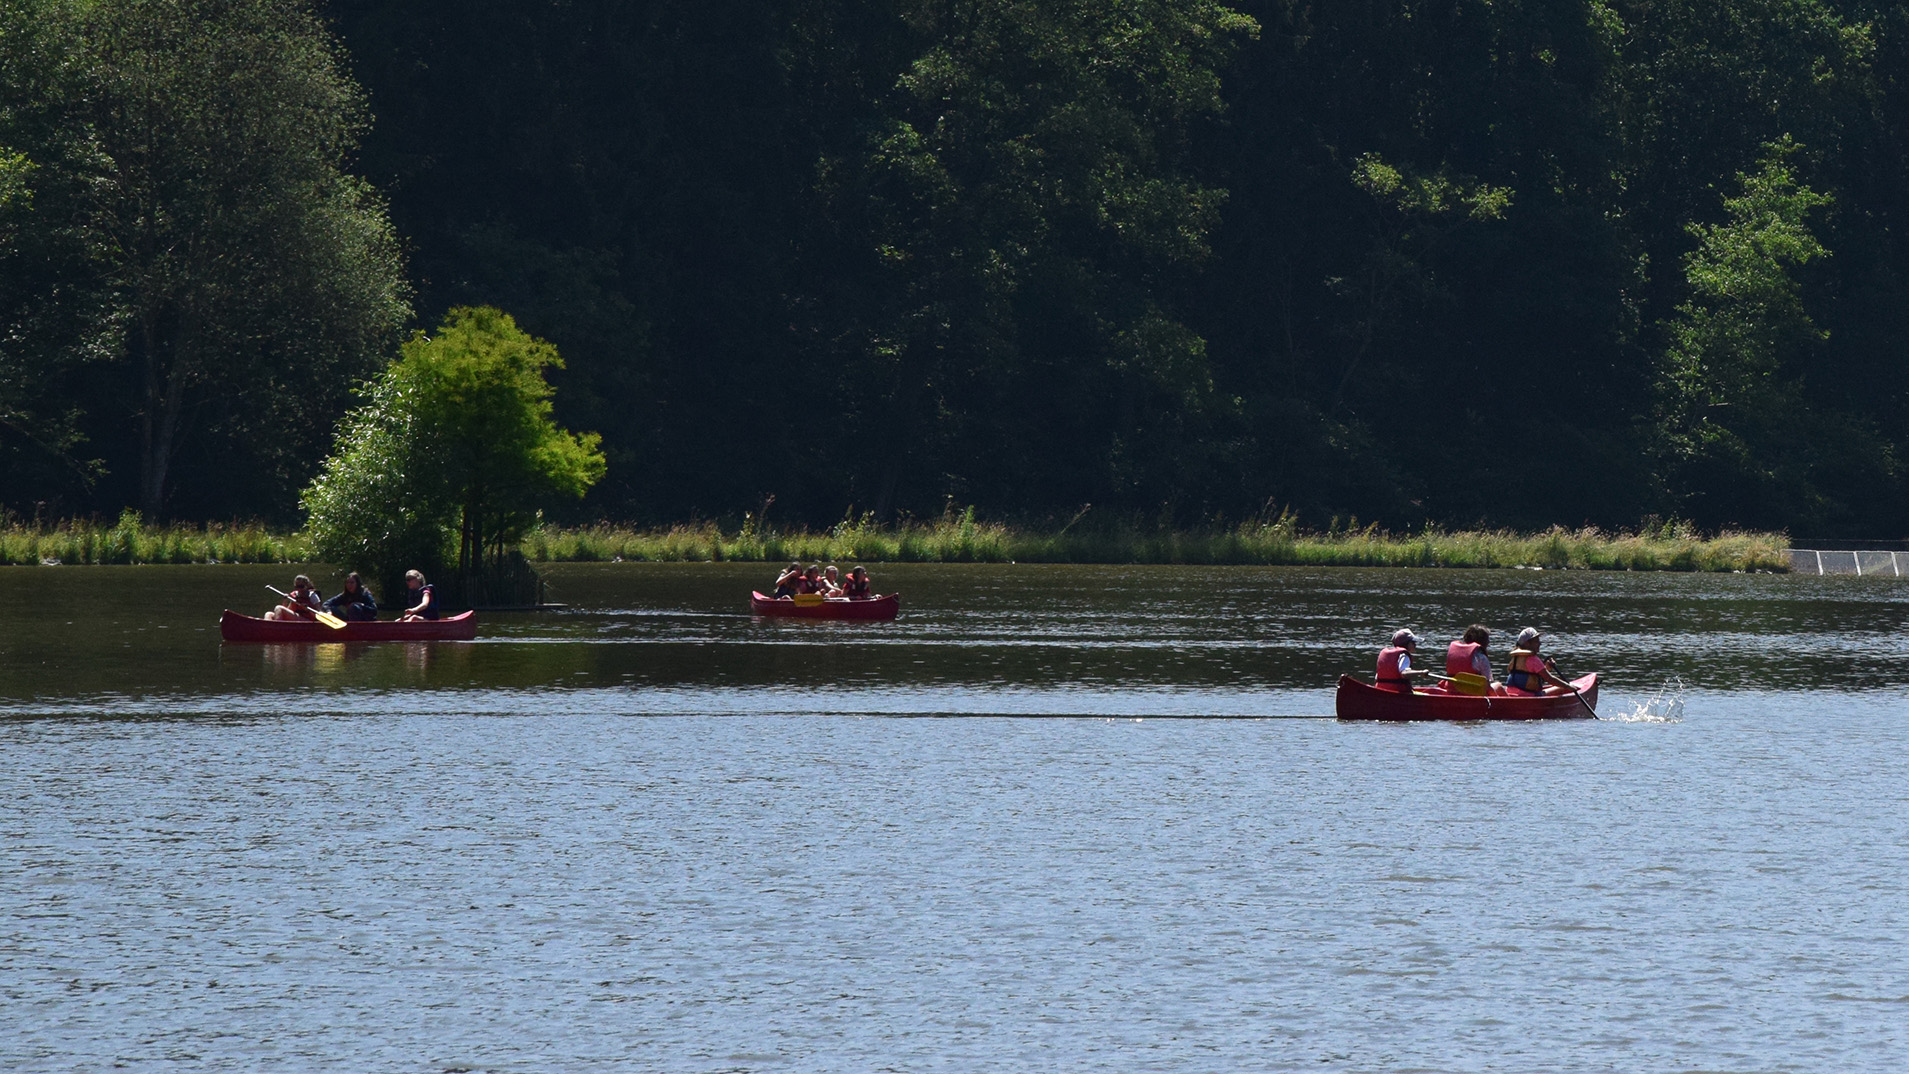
[842,566,872,599]
[1505,627,1570,694]
[397,569,439,621]
[1375,628,1427,693]
[265,574,323,621]
[1446,624,1506,695]
[773,562,803,598]
[325,571,378,622]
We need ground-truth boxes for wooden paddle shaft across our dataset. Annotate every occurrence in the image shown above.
[267,584,345,628]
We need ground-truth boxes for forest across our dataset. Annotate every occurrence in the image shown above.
[4,0,1907,537]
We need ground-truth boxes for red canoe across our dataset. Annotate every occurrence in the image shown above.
[1335,673,1599,721]
[750,591,901,620]
[218,609,479,643]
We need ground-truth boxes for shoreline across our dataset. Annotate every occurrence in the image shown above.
[4,516,1791,572]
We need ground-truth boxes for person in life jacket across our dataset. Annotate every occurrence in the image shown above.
[842,566,872,599]
[265,574,323,621]
[796,565,825,595]
[1504,626,1570,694]
[1375,629,1427,693]
[398,569,439,621]
[1445,624,1507,694]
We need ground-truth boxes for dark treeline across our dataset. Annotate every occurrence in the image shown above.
[5,0,1908,535]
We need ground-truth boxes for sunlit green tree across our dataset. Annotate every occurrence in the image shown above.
[1652,137,1889,527]
[304,307,606,585]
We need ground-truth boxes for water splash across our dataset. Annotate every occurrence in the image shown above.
[1610,675,1686,722]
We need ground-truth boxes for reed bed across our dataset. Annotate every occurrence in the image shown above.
[2,511,1788,571]
[522,514,1790,572]
[0,513,313,565]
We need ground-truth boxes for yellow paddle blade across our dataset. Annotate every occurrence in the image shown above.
[314,609,347,629]
[791,593,828,605]
[1449,672,1489,696]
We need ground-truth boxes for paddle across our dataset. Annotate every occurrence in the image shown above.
[1376,667,1432,693]
[791,593,829,606]
[1545,657,1599,719]
[267,584,346,630]
[1427,670,1492,696]
[1424,670,1494,714]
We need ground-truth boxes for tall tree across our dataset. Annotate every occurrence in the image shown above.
[1652,137,1893,529]
[0,0,117,510]
[304,306,605,588]
[817,0,1258,518]
[75,0,409,517]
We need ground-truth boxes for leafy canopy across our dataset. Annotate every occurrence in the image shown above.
[1,0,410,518]
[1656,135,1851,524]
[304,306,606,583]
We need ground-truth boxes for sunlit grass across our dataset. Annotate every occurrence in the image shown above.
[1,510,1790,571]
[521,511,1790,572]
[0,511,313,565]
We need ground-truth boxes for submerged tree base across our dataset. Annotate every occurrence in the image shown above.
[2,513,1790,572]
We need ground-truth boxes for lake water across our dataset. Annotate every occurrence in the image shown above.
[3,563,1907,1071]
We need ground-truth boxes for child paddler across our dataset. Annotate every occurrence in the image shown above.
[1445,624,1506,695]
[1505,627,1571,694]
[842,566,872,599]
[265,575,324,621]
[1375,629,1428,693]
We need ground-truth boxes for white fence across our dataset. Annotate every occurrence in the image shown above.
[1786,549,1906,576]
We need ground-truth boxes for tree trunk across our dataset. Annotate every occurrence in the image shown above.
[870,349,933,520]
[137,308,158,514]
[458,501,475,575]
[137,309,189,518]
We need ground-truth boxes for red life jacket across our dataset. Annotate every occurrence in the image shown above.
[1446,641,1482,678]
[1375,646,1413,692]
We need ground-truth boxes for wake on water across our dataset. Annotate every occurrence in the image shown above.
[1609,675,1687,723]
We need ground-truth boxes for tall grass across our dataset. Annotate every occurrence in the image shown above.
[1,509,1790,571]
[0,511,313,565]
[521,510,1791,572]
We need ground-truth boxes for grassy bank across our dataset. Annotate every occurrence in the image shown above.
[524,514,1790,572]
[0,513,312,565]
[3,511,1789,571]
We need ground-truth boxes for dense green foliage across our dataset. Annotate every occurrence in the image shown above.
[0,0,409,517]
[302,306,604,585]
[7,0,1909,536]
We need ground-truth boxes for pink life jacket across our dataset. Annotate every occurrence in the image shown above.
[1375,646,1413,692]
[1446,641,1482,678]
